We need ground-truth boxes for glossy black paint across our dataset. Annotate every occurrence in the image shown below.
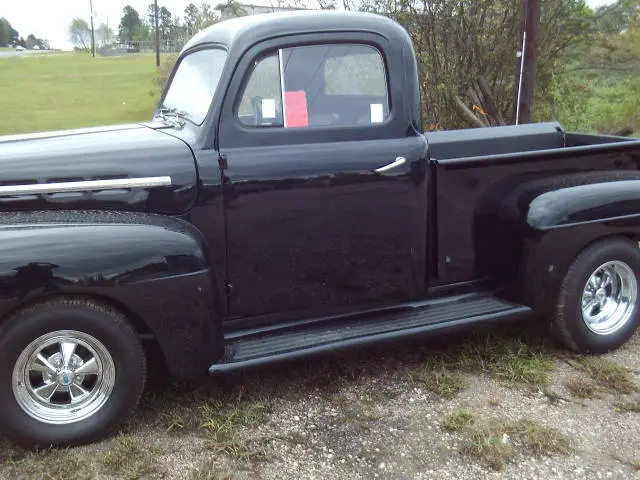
[0,124,197,214]
[0,11,639,379]
[438,143,640,286]
[0,211,223,379]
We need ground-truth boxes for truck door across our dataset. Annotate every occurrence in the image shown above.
[217,32,429,321]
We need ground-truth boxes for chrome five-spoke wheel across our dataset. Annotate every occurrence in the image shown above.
[581,261,638,336]
[0,299,145,446]
[554,238,640,353]
[12,330,116,424]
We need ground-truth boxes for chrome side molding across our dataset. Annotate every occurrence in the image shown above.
[0,176,172,196]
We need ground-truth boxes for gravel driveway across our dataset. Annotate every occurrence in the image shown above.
[2,319,640,479]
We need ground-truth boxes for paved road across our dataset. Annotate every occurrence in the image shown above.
[0,49,50,59]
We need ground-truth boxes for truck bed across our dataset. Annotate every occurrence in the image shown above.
[425,122,640,162]
[426,122,640,287]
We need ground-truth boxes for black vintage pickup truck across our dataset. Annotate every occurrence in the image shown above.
[0,11,639,447]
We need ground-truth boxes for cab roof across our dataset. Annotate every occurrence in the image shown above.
[181,10,406,54]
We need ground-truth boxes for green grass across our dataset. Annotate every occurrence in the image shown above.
[442,409,475,432]
[418,332,556,391]
[200,400,270,459]
[447,415,573,471]
[614,400,640,413]
[564,378,601,399]
[412,367,467,398]
[188,460,233,480]
[101,434,167,479]
[570,356,637,395]
[0,52,164,135]
[2,448,93,480]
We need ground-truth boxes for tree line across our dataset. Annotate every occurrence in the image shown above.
[68,2,225,52]
[0,17,49,49]
[324,0,638,133]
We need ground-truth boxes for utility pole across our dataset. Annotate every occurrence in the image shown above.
[89,0,96,57]
[154,0,160,67]
[517,0,540,124]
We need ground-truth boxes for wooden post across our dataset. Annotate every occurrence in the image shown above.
[517,0,540,124]
[154,0,160,67]
[89,0,96,57]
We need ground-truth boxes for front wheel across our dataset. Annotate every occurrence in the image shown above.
[554,238,640,353]
[0,299,146,447]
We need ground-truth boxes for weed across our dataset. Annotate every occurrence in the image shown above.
[421,333,555,390]
[188,459,233,479]
[614,400,640,413]
[161,403,201,433]
[542,388,571,405]
[462,423,515,471]
[442,410,474,432]
[2,449,93,480]
[509,419,573,457]
[200,400,269,459]
[450,414,572,471]
[572,357,637,395]
[100,434,166,479]
[412,367,467,398]
[565,378,600,399]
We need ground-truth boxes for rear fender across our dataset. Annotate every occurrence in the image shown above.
[474,174,640,312]
[0,210,224,380]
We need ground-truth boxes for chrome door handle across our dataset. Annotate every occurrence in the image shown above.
[374,156,406,173]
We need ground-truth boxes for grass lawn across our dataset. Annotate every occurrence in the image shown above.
[0,53,163,135]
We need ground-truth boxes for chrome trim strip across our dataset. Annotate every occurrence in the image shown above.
[0,176,172,196]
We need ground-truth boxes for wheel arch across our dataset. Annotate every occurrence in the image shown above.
[519,228,640,315]
[0,211,225,380]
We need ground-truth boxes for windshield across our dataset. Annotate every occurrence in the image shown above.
[161,48,227,125]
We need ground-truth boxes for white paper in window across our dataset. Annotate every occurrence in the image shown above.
[262,98,276,119]
[370,103,384,123]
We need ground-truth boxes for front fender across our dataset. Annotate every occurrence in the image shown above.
[474,172,640,311]
[0,210,224,380]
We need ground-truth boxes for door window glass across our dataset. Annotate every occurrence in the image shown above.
[236,44,389,128]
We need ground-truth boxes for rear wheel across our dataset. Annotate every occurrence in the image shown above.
[554,238,640,353]
[0,298,146,447]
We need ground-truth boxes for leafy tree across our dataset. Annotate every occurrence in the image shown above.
[133,23,152,42]
[197,3,218,30]
[337,0,594,129]
[68,18,91,51]
[96,23,113,46]
[536,0,640,135]
[26,34,38,49]
[147,3,158,29]
[215,0,248,17]
[595,0,640,33]
[119,5,142,43]
[184,3,199,36]
[0,18,19,47]
[160,6,173,39]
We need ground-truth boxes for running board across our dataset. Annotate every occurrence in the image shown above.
[209,294,531,373]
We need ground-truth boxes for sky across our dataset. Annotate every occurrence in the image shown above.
[2,0,617,51]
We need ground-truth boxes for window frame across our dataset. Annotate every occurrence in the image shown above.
[234,51,285,128]
[231,39,393,132]
[159,45,228,127]
[218,31,407,148]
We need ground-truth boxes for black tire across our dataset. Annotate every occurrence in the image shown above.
[0,298,146,447]
[554,237,640,353]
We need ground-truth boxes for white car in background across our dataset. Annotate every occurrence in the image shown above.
[15,45,25,51]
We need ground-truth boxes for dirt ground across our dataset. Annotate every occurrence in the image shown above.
[2,319,640,480]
